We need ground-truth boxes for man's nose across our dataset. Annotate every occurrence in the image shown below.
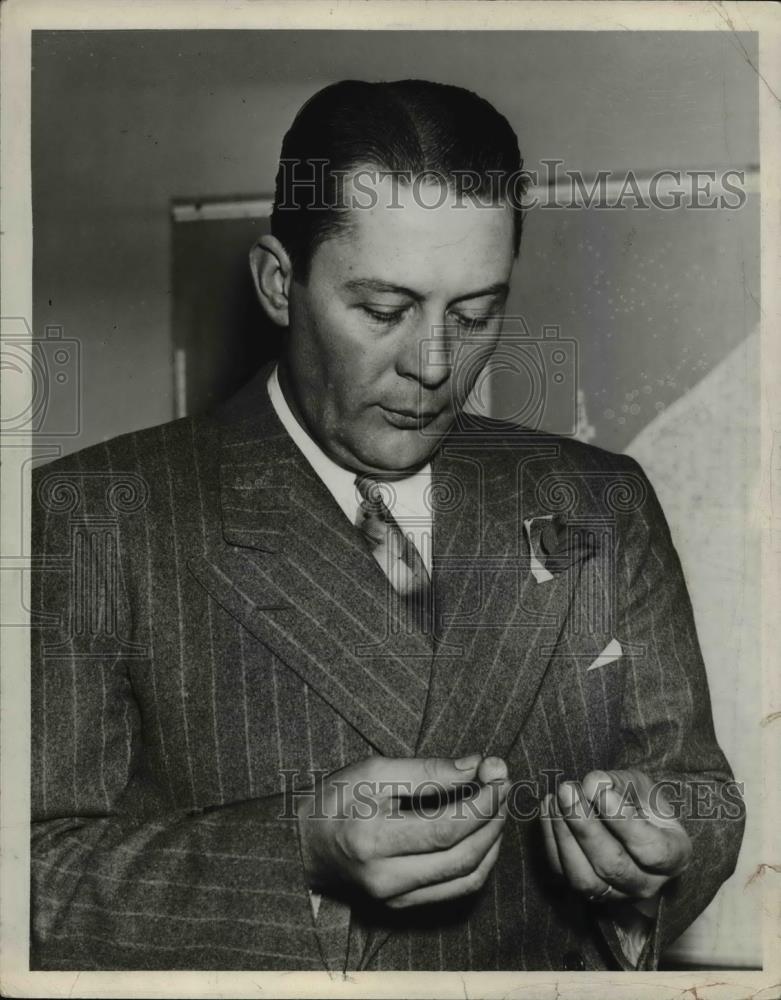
[396,323,456,391]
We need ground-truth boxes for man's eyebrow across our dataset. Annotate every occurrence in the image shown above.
[342,278,424,299]
[342,278,510,303]
[450,282,510,305]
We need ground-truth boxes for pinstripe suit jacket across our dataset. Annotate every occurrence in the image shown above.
[30,365,743,971]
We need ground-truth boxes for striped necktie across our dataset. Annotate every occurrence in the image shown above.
[354,475,432,635]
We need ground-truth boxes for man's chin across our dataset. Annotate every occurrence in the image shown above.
[349,428,445,477]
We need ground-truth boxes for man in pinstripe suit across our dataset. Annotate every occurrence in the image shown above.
[30,80,744,972]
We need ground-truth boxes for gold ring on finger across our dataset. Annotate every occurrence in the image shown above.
[587,884,613,903]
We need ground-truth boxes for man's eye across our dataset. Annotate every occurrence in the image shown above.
[362,306,408,325]
[451,313,492,331]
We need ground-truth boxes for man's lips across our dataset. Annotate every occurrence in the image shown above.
[379,404,444,429]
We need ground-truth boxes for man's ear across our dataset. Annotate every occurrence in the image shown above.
[249,235,293,327]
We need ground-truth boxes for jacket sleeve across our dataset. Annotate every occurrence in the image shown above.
[598,456,745,970]
[29,465,337,971]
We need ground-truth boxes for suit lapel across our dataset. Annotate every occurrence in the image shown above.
[187,369,590,764]
[417,436,587,759]
[187,369,432,759]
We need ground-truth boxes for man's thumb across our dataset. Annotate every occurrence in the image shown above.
[359,754,483,796]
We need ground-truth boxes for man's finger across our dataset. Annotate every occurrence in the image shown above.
[349,754,485,798]
[373,777,510,857]
[540,793,564,878]
[360,806,506,900]
[581,771,691,876]
[550,793,631,902]
[597,788,690,875]
[477,756,509,786]
[556,781,659,897]
[385,834,504,909]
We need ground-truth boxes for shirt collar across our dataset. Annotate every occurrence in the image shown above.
[267,365,358,523]
[266,365,432,526]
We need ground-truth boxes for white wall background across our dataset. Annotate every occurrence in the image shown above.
[32,30,758,449]
[626,331,761,967]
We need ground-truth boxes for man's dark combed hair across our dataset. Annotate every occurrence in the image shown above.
[271,79,525,277]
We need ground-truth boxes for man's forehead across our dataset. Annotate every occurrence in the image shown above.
[321,167,515,285]
[340,167,512,234]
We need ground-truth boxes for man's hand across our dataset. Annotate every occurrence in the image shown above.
[296,753,509,909]
[540,769,692,903]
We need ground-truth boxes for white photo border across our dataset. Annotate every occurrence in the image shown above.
[1,2,779,998]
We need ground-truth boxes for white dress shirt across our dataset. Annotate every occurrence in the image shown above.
[267,366,433,571]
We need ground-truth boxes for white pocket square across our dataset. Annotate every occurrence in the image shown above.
[523,516,555,583]
[587,638,623,671]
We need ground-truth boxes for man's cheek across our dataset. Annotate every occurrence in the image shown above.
[454,345,497,407]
